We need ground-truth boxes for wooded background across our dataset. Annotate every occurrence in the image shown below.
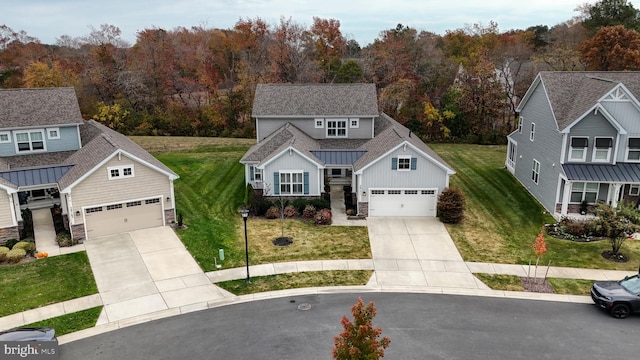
[2,0,640,144]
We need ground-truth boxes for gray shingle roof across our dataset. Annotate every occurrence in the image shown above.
[252,83,379,117]
[563,163,640,182]
[537,72,640,130]
[0,88,84,128]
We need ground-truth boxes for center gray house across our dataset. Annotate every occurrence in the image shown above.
[240,83,455,217]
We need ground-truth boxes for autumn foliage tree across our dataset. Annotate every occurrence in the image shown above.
[532,228,547,279]
[579,25,640,70]
[333,297,390,360]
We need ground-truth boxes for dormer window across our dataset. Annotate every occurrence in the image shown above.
[314,118,324,128]
[627,138,640,161]
[593,137,613,162]
[569,137,588,161]
[47,128,60,139]
[327,119,347,137]
[0,132,10,144]
[14,130,45,153]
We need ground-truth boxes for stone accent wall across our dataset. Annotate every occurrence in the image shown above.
[358,202,369,217]
[62,214,70,230]
[0,226,19,246]
[554,203,595,215]
[165,209,176,225]
[71,224,86,243]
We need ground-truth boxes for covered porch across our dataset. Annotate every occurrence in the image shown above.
[555,163,640,218]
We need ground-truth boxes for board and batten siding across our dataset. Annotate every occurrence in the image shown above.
[602,98,640,133]
[0,190,14,227]
[261,150,320,195]
[257,117,374,141]
[360,146,448,195]
[70,154,172,225]
[565,113,617,163]
[512,81,563,213]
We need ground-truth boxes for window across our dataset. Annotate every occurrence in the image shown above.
[630,184,640,196]
[126,201,142,207]
[628,138,640,161]
[315,118,324,128]
[280,171,304,195]
[388,190,402,195]
[570,182,599,203]
[14,130,45,152]
[518,116,523,133]
[531,159,540,184]
[106,204,123,210]
[107,165,134,180]
[397,156,411,171]
[371,190,385,195]
[530,123,535,141]
[253,167,262,181]
[569,137,588,161]
[0,132,10,143]
[593,137,613,162]
[422,190,436,195]
[145,198,160,204]
[85,206,103,214]
[507,142,517,169]
[405,190,418,195]
[47,128,60,139]
[327,119,347,137]
[350,118,359,128]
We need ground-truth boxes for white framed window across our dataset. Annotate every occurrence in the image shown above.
[517,116,523,134]
[327,119,347,137]
[107,165,135,180]
[630,184,640,196]
[280,171,303,195]
[371,190,385,195]
[531,159,540,184]
[350,118,359,128]
[627,138,640,161]
[592,137,613,162]
[254,167,262,181]
[570,182,599,203]
[14,130,45,153]
[569,137,588,161]
[397,156,411,171]
[530,123,535,141]
[47,128,60,139]
[507,142,517,169]
[126,201,142,207]
[0,132,10,143]
[315,118,324,128]
[85,206,103,214]
[145,198,160,204]
[106,204,122,210]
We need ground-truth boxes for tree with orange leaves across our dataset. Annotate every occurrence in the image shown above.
[333,297,390,360]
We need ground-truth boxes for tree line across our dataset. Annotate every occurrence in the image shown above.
[2,0,640,144]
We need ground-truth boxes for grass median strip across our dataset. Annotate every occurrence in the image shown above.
[475,273,595,295]
[217,270,374,296]
[24,306,103,336]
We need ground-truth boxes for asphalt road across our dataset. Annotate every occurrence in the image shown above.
[60,293,640,359]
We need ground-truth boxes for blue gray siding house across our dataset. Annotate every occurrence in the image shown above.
[241,83,455,217]
[506,72,640,218]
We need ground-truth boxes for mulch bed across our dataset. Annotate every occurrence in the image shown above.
[272,237,293,246]
[520,277,554,293]
[601,250,629,262]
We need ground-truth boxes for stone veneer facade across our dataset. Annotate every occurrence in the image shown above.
[0,226,19,246]
[357,202,369,217]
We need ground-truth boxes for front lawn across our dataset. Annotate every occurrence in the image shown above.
[430,144,640,271]
[25,306,103,336]
[0,252,97,317]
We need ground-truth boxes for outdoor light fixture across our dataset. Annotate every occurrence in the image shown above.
[75,210,80,216]
[166,197,171,202]
[239,208,250,282]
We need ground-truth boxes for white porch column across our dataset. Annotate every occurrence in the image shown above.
[561,180,571,216]
[610,183,623,208]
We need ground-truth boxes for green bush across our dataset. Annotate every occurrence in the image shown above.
[437,187,465,224]
[292,198,309,214]
[13,241,35,253]
[6,248,26,264]
[265,206,280,219]
[310,198,330,211]
[56,232,75,247]
[0,246,9,262]
[255,199,273,216]
[302,204,316,218]
[246,183,255,212]
[4,238,18,250]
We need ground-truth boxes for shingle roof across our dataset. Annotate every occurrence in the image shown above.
[563,163,640,182]
[252,83,379,117]
[537,72,640,130]
[0,88,84,128]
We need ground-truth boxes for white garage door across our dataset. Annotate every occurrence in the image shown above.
[369,189,437,217]
[84,198,164,239]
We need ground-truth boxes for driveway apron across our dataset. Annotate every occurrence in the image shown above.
[83,226,232,323]
[366,217,488,289]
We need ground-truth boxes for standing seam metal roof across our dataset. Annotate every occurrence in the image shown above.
[0,165,73,187]
[563,163,640,182]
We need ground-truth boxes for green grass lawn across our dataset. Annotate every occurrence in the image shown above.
[430,144,640,271]
[0,252,97,317]
[25,306,103,336]
[475,273,595,296]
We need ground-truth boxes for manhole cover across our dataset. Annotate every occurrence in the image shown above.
[297,303,311,311]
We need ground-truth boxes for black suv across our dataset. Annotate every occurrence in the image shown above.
[591,274,640,318]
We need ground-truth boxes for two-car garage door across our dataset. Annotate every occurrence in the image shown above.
[369,188,437,217]
[84,198,164,239]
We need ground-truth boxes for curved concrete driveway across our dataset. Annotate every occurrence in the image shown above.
[366,217,488,289]
[84,227,233,323]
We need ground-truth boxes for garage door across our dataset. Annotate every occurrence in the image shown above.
[369,189,437,217]
[84,198,164,239]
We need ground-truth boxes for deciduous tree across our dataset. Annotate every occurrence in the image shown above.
[579,25,640,70]
[333,297,390,360]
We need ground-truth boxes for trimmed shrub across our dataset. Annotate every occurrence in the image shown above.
[265,206,280,219]
[255,199,273,216]
[6,248,26,264]
[346,209,355,216]
[302,204,317,218]
[0,246,9,262]
[4,238,18,250]
[437,187,465,224]
[246,183,255,212]
[56,232,75,247]
[310,198,331,211]
[13,241,35,253]
[283,205,298,218]
[314,208,332,225]
[292,198,309,214]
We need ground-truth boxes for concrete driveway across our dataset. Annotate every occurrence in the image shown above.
[84,226,233,323]
[366,217,488,289]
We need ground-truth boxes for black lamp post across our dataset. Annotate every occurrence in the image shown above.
[240,208,250,282]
